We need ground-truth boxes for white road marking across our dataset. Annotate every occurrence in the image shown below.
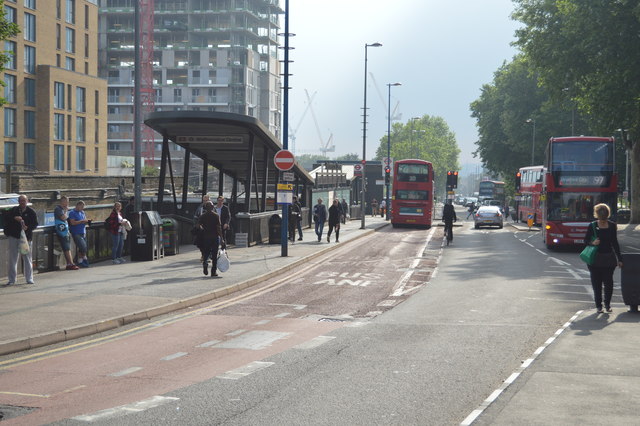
[391,227,435,297]
[253,320,271,325]
[109,367,142,377]
[161,352,188,361]
[293,336,336,350]
[525,242,533,247]
[566,268,582,280]
[274,312,291,318]
[217,361,274,380]
[226,329,246,336]
[72,396,180,422]
[269,303,307,310]
[197,340,221,348]
[549,257,570,266]
[377,299,398,307]
[213,330,291,350]
[460,310,583,426]
[535,249,547,256]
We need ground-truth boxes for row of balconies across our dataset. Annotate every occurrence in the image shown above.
[107,96,227,105]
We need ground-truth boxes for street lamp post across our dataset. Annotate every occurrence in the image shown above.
[526,118,536,165]
[361,42,382,229]
[386,82,401,221]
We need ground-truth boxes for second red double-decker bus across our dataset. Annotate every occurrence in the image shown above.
[542,136,618,249]
[516,165,545,224]
[391,159,434,228]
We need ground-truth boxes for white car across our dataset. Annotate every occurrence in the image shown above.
[474,206,504,229]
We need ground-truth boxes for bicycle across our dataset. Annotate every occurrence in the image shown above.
[443,221,454,245]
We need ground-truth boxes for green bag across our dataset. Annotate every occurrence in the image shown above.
[579,222,598,265]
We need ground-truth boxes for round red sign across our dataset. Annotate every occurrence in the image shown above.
[274,149,295,171]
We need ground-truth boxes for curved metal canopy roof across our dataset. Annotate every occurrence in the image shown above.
[144,111,313,185]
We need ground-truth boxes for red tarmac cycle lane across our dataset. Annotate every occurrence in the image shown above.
[0,226,443,425]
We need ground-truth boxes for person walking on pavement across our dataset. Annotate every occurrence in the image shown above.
[193,194,210,222]
[341,198,349,224]
[54,196,79,270]
[371,198,379,217]
[106,201,127,264]
[288,197,301,243]
[313,198,328,242]
[327,199,341,243]
[504,204,510,222]
[380,199,387,218]
[583,203,623,313]
[294,195,304,241]
[215,195,231,244]
[198,201,224,277]
[68,200,91,267]
[3,194,38,285]
[442,200,457,242]
[466,202,476,220]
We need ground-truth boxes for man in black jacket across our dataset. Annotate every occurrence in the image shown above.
[442,201,457,242]
[215,195,231,243]
[4,194,38,285]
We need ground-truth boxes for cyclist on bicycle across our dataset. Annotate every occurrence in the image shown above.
[442,201,457,242]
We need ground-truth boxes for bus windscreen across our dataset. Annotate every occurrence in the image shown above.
[397,163,429,182]
[551,141,614,172]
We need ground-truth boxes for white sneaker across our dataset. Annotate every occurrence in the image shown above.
[112,259,121,264]
[117,258,126,263]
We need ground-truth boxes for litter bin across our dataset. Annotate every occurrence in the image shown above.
[130,211,164,261]
[162,217,179,256]
[269,214,282,244]
[621,253,640,312]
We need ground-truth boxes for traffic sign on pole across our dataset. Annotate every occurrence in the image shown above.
[274,150,295,171]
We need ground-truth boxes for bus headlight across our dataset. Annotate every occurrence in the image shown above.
[553,238,559,244]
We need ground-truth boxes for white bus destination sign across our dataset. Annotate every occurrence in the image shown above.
[558,175,609,187]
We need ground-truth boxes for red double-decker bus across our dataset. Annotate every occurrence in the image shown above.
[516,165,545,224]
[390,159,434,228]
[542,136,618,249]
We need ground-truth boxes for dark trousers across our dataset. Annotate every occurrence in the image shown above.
[200,238,219,272]
[444,221,454,240]
[288,218,298,241]
[588,266,615,309]
[327,222,340,241]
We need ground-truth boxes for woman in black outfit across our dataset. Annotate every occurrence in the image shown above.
[327,199,341,243]
[583,203,624,313]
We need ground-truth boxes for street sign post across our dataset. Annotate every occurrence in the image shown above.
[353,164,363,176]
[274,150,295,171]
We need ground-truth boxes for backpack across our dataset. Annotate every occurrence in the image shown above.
[104,215,113,230]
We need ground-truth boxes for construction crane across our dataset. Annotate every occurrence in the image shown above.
[139,0,155,165]
[305,89,335,156]
[289,91,317,154]
[369,72,402,121]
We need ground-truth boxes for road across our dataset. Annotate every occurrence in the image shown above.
[1,207,637,425]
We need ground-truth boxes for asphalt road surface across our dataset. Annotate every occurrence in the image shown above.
[1,207,636,425]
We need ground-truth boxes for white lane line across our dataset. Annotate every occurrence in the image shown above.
[213,330,291,350]
[566,268,582,280]
[226,329,246,336]
[535,249,547,256]
[161,352,188,361]
[460,310,583,426]
[293,336,336,350]
[72,395,179,422]
[549,257,570,266]
[217,361,274,380]
[274,312,291,318]
[524,242,534,247]
[253,320,271,325]
[109,367,142,377]
[197,340,221,348]
[391,227,435,297]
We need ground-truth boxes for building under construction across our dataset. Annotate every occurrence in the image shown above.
[98,0,283,176]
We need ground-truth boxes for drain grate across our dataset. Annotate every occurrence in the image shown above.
[0,405,37,420]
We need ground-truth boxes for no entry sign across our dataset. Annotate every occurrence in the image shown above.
[274,149,295,171]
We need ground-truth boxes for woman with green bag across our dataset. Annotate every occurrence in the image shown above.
[583,203,624,313]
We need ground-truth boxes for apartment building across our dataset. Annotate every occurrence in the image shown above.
[99,0,283,173]
[1,0,108,175]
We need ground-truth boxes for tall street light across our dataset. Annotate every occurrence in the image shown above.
[526,118,536,165]
[361,42,382,229]
[386,82,401,221]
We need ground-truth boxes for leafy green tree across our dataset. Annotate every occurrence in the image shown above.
[373,114,460,194]
[512,0,640,222]
[0,2,20,106]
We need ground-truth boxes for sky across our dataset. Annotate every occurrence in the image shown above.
[286,0,521,166]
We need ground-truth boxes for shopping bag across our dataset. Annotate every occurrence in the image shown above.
[579,222,598,265]
[19,230,30,255]
[217,249,230,272]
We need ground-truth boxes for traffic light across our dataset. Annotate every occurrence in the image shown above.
[446,171,453,187]
[515,172,522,191]
[384,167,391,184]
[452,171,458,189]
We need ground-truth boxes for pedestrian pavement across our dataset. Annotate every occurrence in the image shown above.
[0,216,390,356]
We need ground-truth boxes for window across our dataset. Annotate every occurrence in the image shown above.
[4,108,16,137]
[54,82,65,109]
[24,78,35,106]
[56,24,61,49]
[24,110,36,138]
[65,27,75,53]
[67,114,72,140]
[4,41,16,70]
[24,13,36,42]
[54,113,64,140]
[4,6,16,24]
[24,143,35,168]
[84,61,88,74]
[24,45,35,74]
[84,5,88,29]
[94,147,98,171]
[84,33,89,57]
[24,0,36,10]
[56,54,61,67]
[4,74,16,103]
[54,145,64,171]
[67,84,72,110]
[94,118,99,143]
[67,145,71,170]
[94,90,99,114]
[76,147,85,170]
[76,87,85,112]
[65,0,74,24]
[56,0,61,19]
[4,142,16,165]
[65,56,75,71]
[76,117,85,141]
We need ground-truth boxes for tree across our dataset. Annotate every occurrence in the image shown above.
[294,153,329,171]
[335,153,360,161]
[0,2,20,106]
[373,114,460,194]
[512,0,640,222]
